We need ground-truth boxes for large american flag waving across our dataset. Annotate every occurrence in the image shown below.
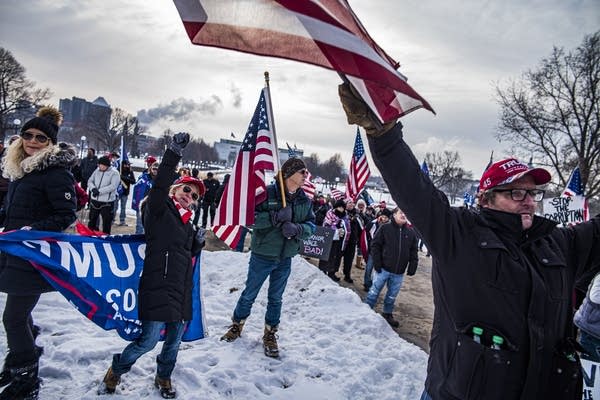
[213,88,277,248]
[173,0,434,122]
[346,128,370,201]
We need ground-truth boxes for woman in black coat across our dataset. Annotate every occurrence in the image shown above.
[0,107,77,400]
[99,133,206,399]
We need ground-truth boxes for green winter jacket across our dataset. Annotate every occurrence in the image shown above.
[250,183,316,261]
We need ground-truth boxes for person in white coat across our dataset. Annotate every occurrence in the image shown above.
[87,156,120,234]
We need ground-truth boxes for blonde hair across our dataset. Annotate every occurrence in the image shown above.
[1,137,56,180]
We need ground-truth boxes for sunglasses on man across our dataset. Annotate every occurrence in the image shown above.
[182,185,200,201]
[20,131,50,144]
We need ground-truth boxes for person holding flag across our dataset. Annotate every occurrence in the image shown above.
[338,82,600,400]
[220,157,315,358]
[99,132,206,398]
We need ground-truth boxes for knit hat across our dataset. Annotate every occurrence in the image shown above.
[280,157,306,179]
[98,156,111,167]
[333,199,346,209]
[21,106,62,144]
[479,158,551,191]
[146,155,157,166]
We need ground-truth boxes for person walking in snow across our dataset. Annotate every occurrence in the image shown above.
[221,157,315,358]
[0,107,77,400]
[99,132,206,399]
[365,208,418,328]
[87,156,120,234]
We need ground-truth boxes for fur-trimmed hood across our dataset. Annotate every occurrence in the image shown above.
[2,141,77,181]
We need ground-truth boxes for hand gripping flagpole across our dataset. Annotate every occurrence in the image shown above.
[264,71,286,208]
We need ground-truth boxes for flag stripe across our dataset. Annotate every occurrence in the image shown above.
[346,128,370,201]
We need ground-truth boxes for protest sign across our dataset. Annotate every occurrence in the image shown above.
[300,226,334,260]
[542,195,588,226]
[582,357,600,400]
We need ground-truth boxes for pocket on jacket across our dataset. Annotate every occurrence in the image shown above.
[443,332,521,400]
[544,339,583,398]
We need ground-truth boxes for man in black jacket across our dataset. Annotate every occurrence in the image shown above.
[79,148,98,191]
[201,172,220,228]
[365,208,418,327]
[338,83,600,400]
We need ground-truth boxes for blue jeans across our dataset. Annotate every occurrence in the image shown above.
[365,269,405,314]
[118,195,128,224]
[112,320,185,379]
[135,209,144,234]
[580,330,600,362]
[233,253,292,327]
[364,256,374,287]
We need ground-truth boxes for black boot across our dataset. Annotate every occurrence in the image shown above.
[154,376,177,399]
[0,360,40,400]
[382,313,400,328]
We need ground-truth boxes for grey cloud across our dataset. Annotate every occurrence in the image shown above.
[136,96,223,124]
[230,84,242,108]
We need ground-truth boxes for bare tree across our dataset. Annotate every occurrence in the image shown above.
[495,31,600,199]
[0,47,51,140]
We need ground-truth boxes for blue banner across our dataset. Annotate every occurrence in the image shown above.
[0,230,206,341]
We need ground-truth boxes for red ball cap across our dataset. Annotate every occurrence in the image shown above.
[173,176,206,196]
[146,156,157,166]
[479,158,551,191]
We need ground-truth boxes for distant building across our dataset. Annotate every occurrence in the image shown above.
[3,100,38,141]
[214,138,304,167]
[59,96,112,133]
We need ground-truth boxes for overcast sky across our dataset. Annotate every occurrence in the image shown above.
[1,1,598,176]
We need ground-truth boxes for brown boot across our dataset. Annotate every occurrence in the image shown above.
[220,319,245,342]
[98,366,120,395]
[263,324,279,358]
[355,255,364,269]
[154,376,177,399]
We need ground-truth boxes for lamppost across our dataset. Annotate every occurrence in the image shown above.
[13,118,21,141]
[80,135,86,158]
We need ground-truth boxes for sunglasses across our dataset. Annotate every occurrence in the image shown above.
[182,185,199,201]
[20,131,50,144]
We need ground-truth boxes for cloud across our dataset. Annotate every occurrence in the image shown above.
[230,84,242,108]
[136,96,223,124]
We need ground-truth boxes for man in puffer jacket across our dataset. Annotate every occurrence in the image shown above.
[366,208,418,328]
[87,156,120,234]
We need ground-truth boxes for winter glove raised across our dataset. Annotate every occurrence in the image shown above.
[281,221,303,239]
[169,132,190,156]
[270,206,292,227]
[338,83,397,137]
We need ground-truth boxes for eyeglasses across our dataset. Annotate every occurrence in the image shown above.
[182,185,199,201]
[299,169,309,175]
[492,188,545,202]
[20,131,50,144]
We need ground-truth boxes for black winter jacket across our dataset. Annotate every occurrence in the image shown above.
[370,220,418,275]
[138,149,203,322]
[0,144,77,295]
[368,124,600,400]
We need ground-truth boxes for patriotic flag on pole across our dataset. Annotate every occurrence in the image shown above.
[330,188,345,201]
[213,88,277,248]
[345,128,371,201]
[173,0,434,122]
[562,167,584,197]
[302,171,317,199]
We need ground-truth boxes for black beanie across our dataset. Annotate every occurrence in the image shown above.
[21,106,61,144]
[98,156,111,167]
[334,199,346,209]
[280,157,306,179]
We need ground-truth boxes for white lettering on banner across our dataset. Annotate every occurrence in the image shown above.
[22,240,51,257]
[58,242,102,277]
[106,288,137,312]
[103,243,137,278]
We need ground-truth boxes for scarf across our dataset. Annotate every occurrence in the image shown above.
[171,196,193,224]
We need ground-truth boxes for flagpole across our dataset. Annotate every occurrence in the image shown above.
[264,71,286,207]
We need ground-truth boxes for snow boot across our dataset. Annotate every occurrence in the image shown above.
[154,376,177,399]
[0,359,40,400]
[263,325,279,358]
[382,313,400,328]
[220,319,245,342]
[97,366,121,395]
[355,255,364,270]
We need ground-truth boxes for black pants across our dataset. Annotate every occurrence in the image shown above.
[2,294,39,363]
[201,202,216,228]
[342,239,357,278]
[88,200,114,234]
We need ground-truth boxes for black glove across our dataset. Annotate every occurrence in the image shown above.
[374,265,382,273]
[169,132,190,156]
[338,83,397,137]
[270,206,292,227]
[281,221,303,239]
[91,188,99,198]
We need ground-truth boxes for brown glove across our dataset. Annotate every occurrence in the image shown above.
[338,83,397,137]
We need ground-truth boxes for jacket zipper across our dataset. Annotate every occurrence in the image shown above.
[163,251,169,278]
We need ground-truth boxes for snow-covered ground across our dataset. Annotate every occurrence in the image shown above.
[0,251,428,400]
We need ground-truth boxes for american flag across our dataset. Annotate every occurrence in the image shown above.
[173,0,434,123]
[302,171,317,199]
[213,88,277,248]
[345,128,370,201]
[562,167,584,197]
[330,188,345,201]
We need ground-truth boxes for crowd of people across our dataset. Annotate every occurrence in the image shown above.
[0,100,598,400]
